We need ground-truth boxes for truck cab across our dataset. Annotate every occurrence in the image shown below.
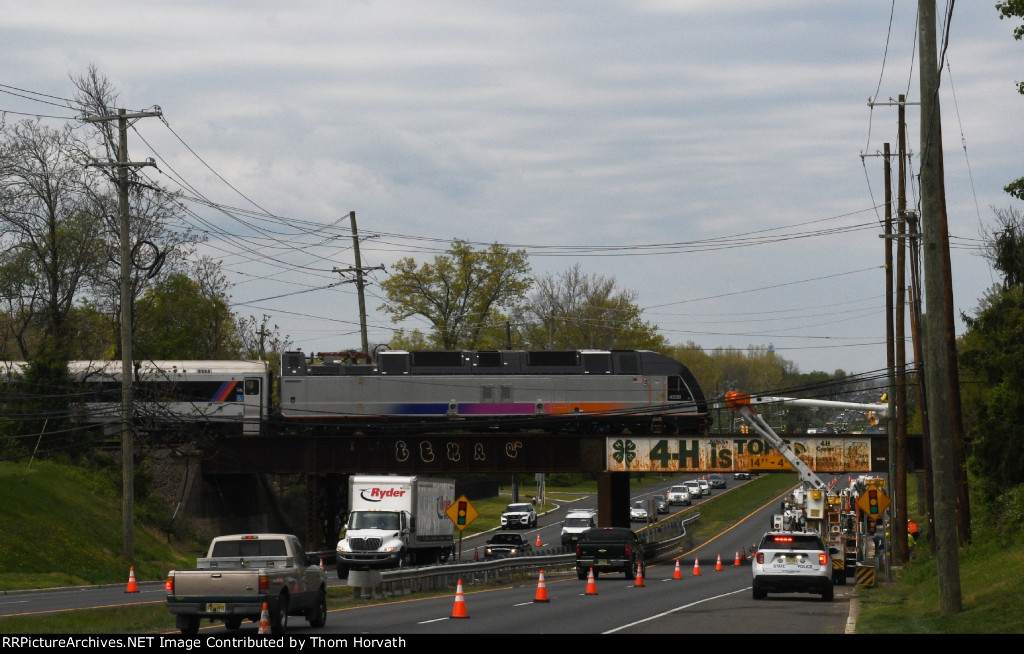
[336,475,455,576]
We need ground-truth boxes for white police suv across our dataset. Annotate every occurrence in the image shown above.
[751,530,835,601]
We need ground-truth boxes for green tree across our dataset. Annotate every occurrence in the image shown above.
[518,264,667,351]
[67,300,118,360]
[0,118,108,450]
[385,328,431,350]
[960,206,1024,507]
[378,239,532,349]
[133,269,240,360]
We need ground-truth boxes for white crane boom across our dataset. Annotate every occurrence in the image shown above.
[742,395,888,416]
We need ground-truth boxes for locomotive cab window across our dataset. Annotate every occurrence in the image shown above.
[244,379,260,395]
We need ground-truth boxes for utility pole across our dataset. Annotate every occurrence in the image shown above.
[84,107,161,561]
[332,211,384,357]
[895,95,910,566]
[882,141,900,569]
[918,0,962,615]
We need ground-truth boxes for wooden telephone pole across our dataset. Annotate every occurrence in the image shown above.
[332,211,384,357]
[918,0,962,615]
[84,107,160,561]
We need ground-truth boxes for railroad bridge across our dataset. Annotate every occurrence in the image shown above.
[171,431,921,550]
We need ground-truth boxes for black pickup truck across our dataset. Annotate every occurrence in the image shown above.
[574,527,646,580]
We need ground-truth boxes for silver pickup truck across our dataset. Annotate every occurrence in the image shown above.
[165,533,327,635]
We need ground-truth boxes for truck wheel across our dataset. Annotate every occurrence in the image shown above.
[336,564,348,579]
[224,617,242,631]
[176,615,199,635]
[752,586,767,600]
[821,585,834,601]
[577,567,586,580]
[271,594,288,635]
[306,588,327,628]
[624,563,635,579]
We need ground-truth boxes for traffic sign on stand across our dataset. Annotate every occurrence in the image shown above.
[857,486,890,517]
[446,495,479,531]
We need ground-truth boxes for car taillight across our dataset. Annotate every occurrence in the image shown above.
[575,544,582,556]
[165,574,174,593]
[818,553,828,566]
[756,552,764,564]
[624,544,632,556]
[258,574,270,592]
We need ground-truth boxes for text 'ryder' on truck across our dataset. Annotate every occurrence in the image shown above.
[336,475,456,578]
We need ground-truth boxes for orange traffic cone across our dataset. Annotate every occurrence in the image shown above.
[536,532,542,547]
[734,551,741,566]
[534,569,550,602]
[585,568,598,595]
[673,558,682,580]
[634,563,645,587]
[319,558,324,571]
[451,579,469,618]
[741,547,748,562]
[258,601,270,634]
[715,554,723,571]
[473,546,479,561]
[693,557,702,576]
[125,566,139,593]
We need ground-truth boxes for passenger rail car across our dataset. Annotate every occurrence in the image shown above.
[2,359,272,436]
[279,349,710,435]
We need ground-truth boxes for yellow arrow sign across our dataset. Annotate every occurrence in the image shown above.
[446,495,479,531]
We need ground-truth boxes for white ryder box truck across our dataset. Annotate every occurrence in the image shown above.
[336,475,456,578]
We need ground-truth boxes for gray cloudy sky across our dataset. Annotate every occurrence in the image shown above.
[3,1,1022,381]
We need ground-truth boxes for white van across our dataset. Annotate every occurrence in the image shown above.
[560,509,597,548]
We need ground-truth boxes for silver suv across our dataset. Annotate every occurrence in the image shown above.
[751,531,834,601]
[666,485,691,506]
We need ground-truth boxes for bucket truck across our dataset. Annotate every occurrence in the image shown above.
[724,391,889,584]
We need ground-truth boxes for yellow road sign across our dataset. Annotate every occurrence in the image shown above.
[857,486,890,517]
[446,495,479,531]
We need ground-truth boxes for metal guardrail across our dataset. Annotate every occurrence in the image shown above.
[348,512,701,598]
